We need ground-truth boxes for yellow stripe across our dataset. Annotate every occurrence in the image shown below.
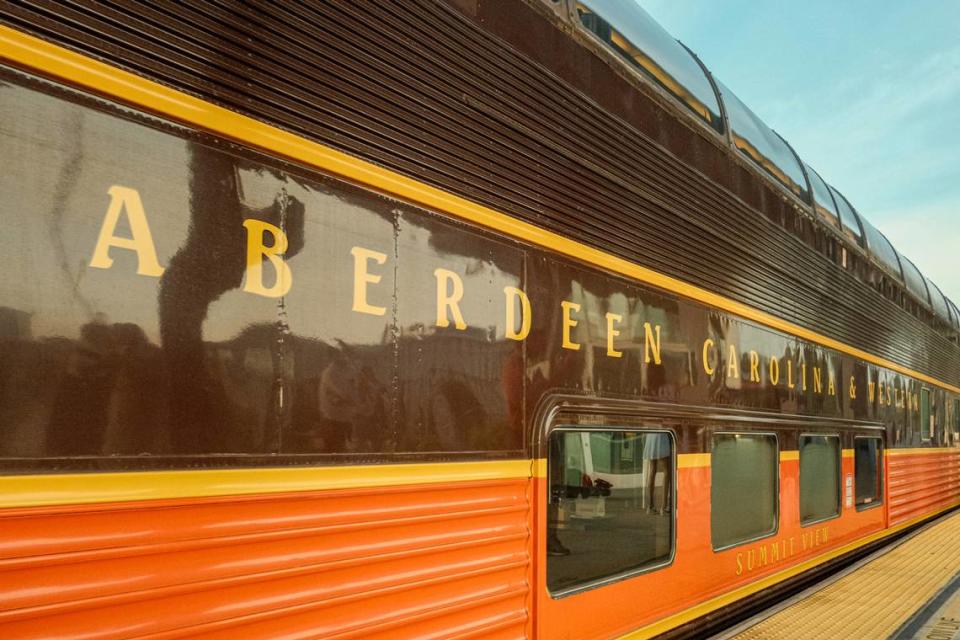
[0,26,957,395]
[886,447,960,457]
[780,451,800,462]
[678,453,711,468]
[0,460,533,509]
[842,449,854,459]
[533,458,548,478]
[617,499,960,639]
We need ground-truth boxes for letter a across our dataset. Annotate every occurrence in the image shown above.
[243,219,292,298]
[90,185,164,276]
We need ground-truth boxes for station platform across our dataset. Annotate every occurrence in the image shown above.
[722,510,960,640]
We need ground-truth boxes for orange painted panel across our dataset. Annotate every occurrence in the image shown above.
[0,478,532,639]
[888,450,960,524]
[536,458,886,640]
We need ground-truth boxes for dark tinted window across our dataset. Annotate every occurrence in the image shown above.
[898,255,931,305]
[860,218,903,280]
[854,437,882,509]
[805,164,840,229]
[547,429,674,593]
[829,187,864,246]
[717,81,809,201]
[575,1,723,132]
[921,388,933,441]
[800,435,840,524]
[926,278,952,324]
[711,433,778,549]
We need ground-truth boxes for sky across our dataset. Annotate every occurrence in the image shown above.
[641,0,960,304]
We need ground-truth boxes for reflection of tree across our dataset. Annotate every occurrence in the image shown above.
[158,143,304,453]
[49,107,94,317]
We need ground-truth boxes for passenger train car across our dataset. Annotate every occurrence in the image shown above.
[1,1,959,638]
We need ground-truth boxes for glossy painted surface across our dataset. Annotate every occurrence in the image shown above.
[0,478,532,639]
[887,449,960,525]
[1,67,957,472]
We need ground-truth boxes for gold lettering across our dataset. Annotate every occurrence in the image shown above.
[644,322,662,364]
[869,381,876,402]
[749,351,760,382]
[434,268,467,330]
[727,344,740,379]
[802,364,808,391]
[561,301,581,351]
[886,384,892,406]
[242,219,292,298]
[849,376,857,400]
[822,527,829,543]
[759,545,768,567]
[736,552,743,576]
[813,367,823,393]
[828,373,836,396]
[787,359,796,389]
[350,246,387,316]
[90,185,164,276]
[503,286,532,341]
[769,356,780,386]
[606,313,623,358]
[771,541,780,562]
[747,549,755,571]
[703,338,717,376]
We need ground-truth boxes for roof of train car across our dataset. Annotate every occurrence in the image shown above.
[574,0,954,324]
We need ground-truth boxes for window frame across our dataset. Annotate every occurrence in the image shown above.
[710,430,781,552]
[853,436,884,512]
[799,433,842,527]
[546,424,678,598]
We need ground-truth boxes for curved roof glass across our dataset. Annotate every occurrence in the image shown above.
[576,0,723,132]
[859,218,902,281]
[804,163,840,229]
[828,187,864,246]
[898,254,931,306]
[925,277,952,324]
[949,299,960,330]
[716,81,809,202]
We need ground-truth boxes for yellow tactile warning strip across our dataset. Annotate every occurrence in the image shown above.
[729,510,960,639]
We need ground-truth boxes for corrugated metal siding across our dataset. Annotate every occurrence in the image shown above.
[1,0,958,383]
[887,451,960,525]
[0,479,532,639]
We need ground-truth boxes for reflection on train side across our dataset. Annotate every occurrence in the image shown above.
[0,78,519,460]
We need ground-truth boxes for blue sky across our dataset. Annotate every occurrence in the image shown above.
[642,0,960,304]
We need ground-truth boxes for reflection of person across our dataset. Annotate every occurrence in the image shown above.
[643,433,671,515]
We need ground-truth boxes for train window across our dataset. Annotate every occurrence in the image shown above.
[828,187,864,247]
[854,437,883,509]
[547,429,674,594]
[716,81,810,202]
[898,254,931,307]
[926,278,953,326]
[800,435,841,525]
[575,1,724,132]
[921,389,933,441]
[859,218,903,282]
[711,433,778,550]
[804,163,840,230]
